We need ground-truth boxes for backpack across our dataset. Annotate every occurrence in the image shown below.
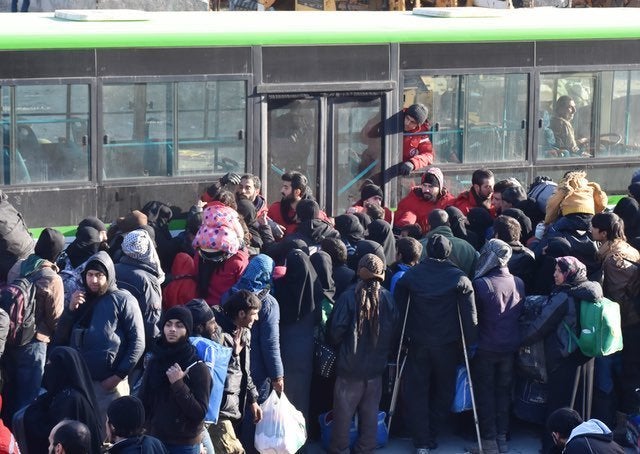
[189,336,232,424]
[0,276,37,347]
[566,297,623,357]
[528,179,557,213]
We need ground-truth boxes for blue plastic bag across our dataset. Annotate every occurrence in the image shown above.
[318,410,388,450]
[190,336,232,424]
[451,365,473,413]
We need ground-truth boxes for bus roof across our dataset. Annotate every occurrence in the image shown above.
[0,8,639,50]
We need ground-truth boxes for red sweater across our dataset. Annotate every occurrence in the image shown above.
[453,190,497,217]
[404,123,434,171]
[394,188,455,233]
[267,201,329,238]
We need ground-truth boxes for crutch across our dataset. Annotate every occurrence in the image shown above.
[458,305,483,454]
[387,296,410,433]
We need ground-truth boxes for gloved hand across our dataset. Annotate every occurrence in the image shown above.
[220,172,241,186]
[398,161,414,176]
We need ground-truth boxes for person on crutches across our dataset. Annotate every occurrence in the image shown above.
[394,234,478,454]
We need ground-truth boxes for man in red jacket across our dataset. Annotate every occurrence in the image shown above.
[394,166,455,233]
[453,168,496,217]
[398,103,435,176]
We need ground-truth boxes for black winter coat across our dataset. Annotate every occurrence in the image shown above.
[107,435,169,454]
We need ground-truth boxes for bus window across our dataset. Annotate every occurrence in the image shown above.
[177,80,246,176]
[102,82,173,179]
[538,73,595,159]
[598,70,640,158]
[405,73,528,165]
[267,98,319,202]
[332,96,383,214]
[2,84,90,184]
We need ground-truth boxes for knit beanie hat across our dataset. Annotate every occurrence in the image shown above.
[406,103,429,125]
[426,234,452,260]
[107,396,145,437]
[629,182,640,202]
[162,306,193,338]
[78,216,106,234]
[85,259,108,277]
[35,228,65,262]
[556,256,587,285]
[421,167,444,190]
[116,210,148,233]
[296,199,320,222]
[357,253,385,282]
[185,298,214,328]
[631,169,640,186]
[361,184,383,202]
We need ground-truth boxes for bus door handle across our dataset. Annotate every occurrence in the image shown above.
[103,135,109,144]
[537,119,543,129]
[521,120,527,129]
[82,135,88,147]
[433,122,440,132]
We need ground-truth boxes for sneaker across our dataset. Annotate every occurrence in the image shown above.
[496,434,509,453]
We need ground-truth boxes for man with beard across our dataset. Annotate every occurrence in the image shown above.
[393,166,455,233]
[54,251,145,429]
[236,174,268,218]
[491,179,519,216]
[267,171,329,237]
[549,96,589,156]
[454,168,496,217]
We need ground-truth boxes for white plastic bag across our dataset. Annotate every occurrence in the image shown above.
[254,390,307,454]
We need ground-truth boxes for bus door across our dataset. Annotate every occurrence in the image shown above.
[266,93,385,217]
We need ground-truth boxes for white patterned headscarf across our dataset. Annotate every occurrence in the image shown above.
[122,229,165,284]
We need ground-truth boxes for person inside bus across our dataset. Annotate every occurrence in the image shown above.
[549,96,590,157]
[359,103,434,184]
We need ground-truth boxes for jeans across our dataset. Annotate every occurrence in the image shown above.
[164,444,201,454]
[329,376,382,454]
[10,0,29,12]
[472,350,514,440]
[2,338,46,418]
[404,342,459,448]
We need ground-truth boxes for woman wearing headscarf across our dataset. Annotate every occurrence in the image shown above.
[291,199,340,249]
[327,254,398,454]
[236,198,275,256]
[20,346,103,454]
[225,254,284,454]
[521,256,603,454]
[445,206,479,249]
[334,214,365,256]
[366,219,396,267]
[274,248,322,426]
[469,239,525,454]
[139,306,212,453]
[115,229,164,348]
[613,196,640,251]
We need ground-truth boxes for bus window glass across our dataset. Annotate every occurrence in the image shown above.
[538,73,595,159]
[176,80,246,176]
[7,85,90,184]
[267,98,319,202]
[597,70,640,158]
[332,96,383,214]
[406,73,527,165]
[102,83,173,179]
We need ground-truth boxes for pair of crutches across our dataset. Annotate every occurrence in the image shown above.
[387,297,484,452]
[570,357,595,420]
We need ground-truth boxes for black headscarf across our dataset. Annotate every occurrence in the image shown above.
[347,240,386,271]
[334,214,365,244]
[275,249,322,324]
[310,251,335,301]
[65,226,102,268]
[366,219,396,266]
[30,346,103,454]
[445,206,478,247]
[34,228,65,263]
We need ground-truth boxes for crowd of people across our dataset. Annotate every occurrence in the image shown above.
[0,162,640,454]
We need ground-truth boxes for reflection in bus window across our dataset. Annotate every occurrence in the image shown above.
[267,98,319,201]
[103,80,246,180]
[1,84,90,184]
[599,70,640,158]
[332,96,383,214]
[538,73,595,159]
[405,73,528,165]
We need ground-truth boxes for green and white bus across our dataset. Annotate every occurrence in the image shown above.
[2,7,640,230]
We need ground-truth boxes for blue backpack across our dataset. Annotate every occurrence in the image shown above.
[190,336,232,424]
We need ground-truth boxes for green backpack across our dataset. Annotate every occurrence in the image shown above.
[566,297,624,357]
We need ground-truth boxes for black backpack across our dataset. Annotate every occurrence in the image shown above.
[0,276,37,347]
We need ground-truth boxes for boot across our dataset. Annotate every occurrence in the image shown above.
[496,434,509,453]
[465,439,499,454]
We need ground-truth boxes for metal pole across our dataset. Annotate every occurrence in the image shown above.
[458,305,483,453]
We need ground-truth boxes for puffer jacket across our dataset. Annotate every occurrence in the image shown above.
[598,239,640,328]
[115,256,162,346]
[522,280,602,371]
[328,286,399,380]
[54,251,145,381]
[107,435,168,454]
